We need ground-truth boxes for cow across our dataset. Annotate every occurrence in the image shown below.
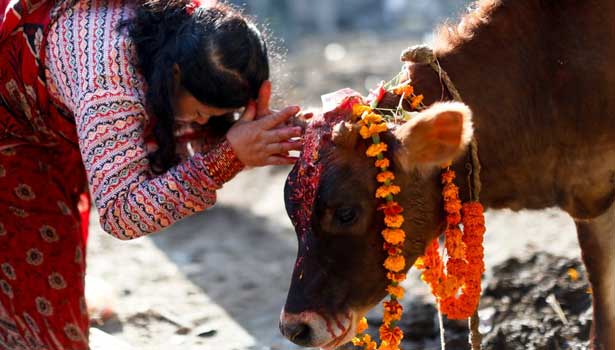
[279,0,615,349]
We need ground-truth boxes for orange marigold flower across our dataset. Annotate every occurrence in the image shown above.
[384,214,404,228]
[376,171,395,183]
[442,183,459,201]
[379,201,404,216]
[366,142,388,157]
[411,94,424,109]
[357,317,368,334]
[441,169,456,184]
[375,158,390,169]
[379,325,403,346]
[360,123,388,139]
[441,294,480,320]
[372,122,388,135]
[384,255,405,272]
[383,300,403,316]
[363,112,383,125]
[444,199,462,214]
[462,202,485,217]
[359,126,370,139]
[353,104,372,117]
[446,258,466,276]
[435,275,462,299]
[387,272,407,282]
[447,212,462,226]
[386,285,405,299]
[445,227,466,259]
[382,228,405,245]
[378,340,401,350]
[383,300,404,319]
[393,84,414,97]
[383,310,402,325]
[366,341,377,350]
[376,185,401,198]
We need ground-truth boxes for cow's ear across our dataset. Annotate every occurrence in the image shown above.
[393,102,473,171]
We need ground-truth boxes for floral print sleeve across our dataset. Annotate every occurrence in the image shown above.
[45,0,243,239]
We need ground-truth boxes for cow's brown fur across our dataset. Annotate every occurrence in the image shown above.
[281,1,615,348]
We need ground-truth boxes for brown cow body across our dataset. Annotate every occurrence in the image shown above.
[280,1,615,349]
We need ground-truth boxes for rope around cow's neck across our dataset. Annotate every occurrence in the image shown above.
[401,45,483,350]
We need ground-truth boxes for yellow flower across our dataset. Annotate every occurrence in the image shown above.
[351,337,364,347]
[363,112,383,125]
[376,185,401,198]
[357,317,368,334]
[375,158,390,169]
[376,171,395,183]
[384,255,405,272]
[352,333,376,349]
[353,104,372,117]
[387,285,405,299]
[414,256,425,269]
[567,268,579,281]
[360,123,388,139]
[384,214,404,228]
[382,228,405,245]
[366,143,388,157]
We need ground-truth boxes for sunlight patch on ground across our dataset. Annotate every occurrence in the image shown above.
[87,212,257,350]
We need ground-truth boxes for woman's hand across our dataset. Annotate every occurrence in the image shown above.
[227,101,303,167]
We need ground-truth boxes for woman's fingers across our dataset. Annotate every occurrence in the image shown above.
[264,126,302,143]
[265,141,303,155]
[259,106,300,130]
[265,155,299,166]
[256,80,272,118]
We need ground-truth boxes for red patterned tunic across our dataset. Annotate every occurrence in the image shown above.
[0,0,243,349]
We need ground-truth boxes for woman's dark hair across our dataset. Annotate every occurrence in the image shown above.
[120,0,269,173]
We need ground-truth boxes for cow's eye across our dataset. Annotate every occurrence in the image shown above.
[334,206,357,225]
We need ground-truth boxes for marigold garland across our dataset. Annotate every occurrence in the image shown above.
[350,79,486,349]
[351,87,406,350]
[414,169,486,320]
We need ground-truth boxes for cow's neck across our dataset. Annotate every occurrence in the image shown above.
[409,0,558,211]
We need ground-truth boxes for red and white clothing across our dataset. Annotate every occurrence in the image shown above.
[45,0,243,240]
[0,0,243,348]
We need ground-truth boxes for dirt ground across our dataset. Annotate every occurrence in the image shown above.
[86,35,591,350]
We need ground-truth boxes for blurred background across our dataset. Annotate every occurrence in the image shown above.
[235,0,470,107]
[87,1,589,350]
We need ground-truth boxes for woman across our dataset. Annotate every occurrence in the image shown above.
[0,0,302,348]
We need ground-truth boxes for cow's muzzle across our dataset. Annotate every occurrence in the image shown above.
[279,309,357,349]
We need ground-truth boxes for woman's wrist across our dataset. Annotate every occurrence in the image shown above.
[199,138,244,185]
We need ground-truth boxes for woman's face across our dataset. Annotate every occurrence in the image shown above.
[173,87,238,136]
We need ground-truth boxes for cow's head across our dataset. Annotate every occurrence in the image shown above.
[280,91,473,348]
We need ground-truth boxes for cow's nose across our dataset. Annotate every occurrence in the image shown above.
[280,320,312,346]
